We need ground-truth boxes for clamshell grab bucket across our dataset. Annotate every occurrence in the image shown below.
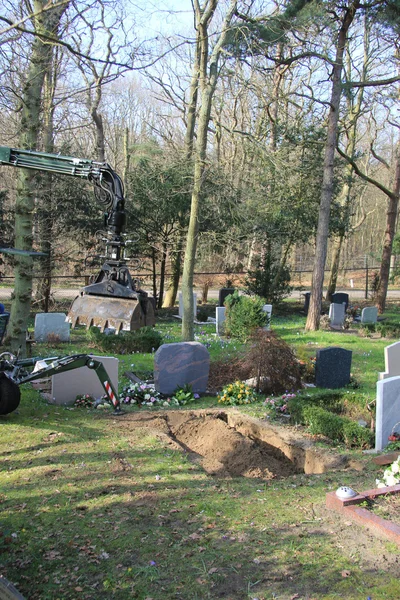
[67,293,156,333]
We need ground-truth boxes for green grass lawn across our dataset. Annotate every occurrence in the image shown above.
[1,299,400,599]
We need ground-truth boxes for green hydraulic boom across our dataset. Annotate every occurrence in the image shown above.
[0,146,155,332]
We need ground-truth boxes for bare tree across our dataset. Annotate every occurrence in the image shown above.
[181,0,238,341]
[305,1,361,331]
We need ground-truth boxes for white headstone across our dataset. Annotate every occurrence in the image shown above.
[34,313,70,342]
[361,306,378,324]
[178,292,197,318]
[328,303,346,327]
[375,376,400,451]
[379,341,400,380]
[262,304,272,330]
[50,356,118,405]
[216,306,226,335]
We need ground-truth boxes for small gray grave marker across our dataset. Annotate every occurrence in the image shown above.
[375,376,400,451]
[216,306,226,335]
[361,306,378,324]
[315,347,352,389]
[262,304,272,330]
[178,292,197,318]
[154,342,209,395]
[34,312,70,342]
[328,303,346,327]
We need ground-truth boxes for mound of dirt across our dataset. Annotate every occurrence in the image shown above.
[117,410,300,479]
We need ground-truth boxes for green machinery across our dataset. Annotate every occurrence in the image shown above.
[0,146,155,333]
[0,351,121,415]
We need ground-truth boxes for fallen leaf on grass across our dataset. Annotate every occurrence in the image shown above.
[208,567,218,574]
[43,550,62,561]
[341,570,351,578]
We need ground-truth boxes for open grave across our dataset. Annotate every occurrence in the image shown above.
[115,409,359,479]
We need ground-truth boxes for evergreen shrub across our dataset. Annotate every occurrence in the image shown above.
[376,322,400,338]
[224,291,267,342]
[88,326,163,354]
[244,253,292,304]
[288,390,344,422]
[297,404,373,449]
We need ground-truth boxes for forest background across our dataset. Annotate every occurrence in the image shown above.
[0,0,399,350]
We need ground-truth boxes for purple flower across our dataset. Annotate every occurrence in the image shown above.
[194,393,200,399]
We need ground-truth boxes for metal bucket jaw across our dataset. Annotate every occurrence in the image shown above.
[67,294,155,333]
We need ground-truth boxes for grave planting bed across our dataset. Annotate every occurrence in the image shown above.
[114,409,357,479]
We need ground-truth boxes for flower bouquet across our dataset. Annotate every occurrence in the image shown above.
[74,393,95,408]
[218,381,259,406]
[376,455,400,488]
[121,382,161,407]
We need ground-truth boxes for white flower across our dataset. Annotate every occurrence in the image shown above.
[384,474,399,487]
[391,460,400,474]
[144,394,151,400]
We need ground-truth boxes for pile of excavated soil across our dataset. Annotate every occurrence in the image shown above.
[116,410,300,479]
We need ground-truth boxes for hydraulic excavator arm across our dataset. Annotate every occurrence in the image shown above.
[0,145,155,332]
[0,145,126,258]
[0,351,121,415]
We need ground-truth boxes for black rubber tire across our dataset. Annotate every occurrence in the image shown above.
[0,374,21,415]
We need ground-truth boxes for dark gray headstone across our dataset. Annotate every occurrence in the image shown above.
[154,342,210,395]
[315,347,352,389]
[331,293,349,311]
[302,292,311,314]
[218,288,235,307]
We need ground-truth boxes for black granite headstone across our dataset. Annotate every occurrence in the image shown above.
[331,292,349,311]
[218,287,235,307]
[315,347,352,389]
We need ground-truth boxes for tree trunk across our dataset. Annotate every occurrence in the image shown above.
[163,230,184,308]
[151,246,157,302]
[326,233,344,302]
[123,127,130,189]
[158,240,168,309]
[305,1,360,331]
[8,1,68,354]
[36,53,59,312]
[162,22,202,307]
[326,18,369,302]
[182,0,237,341]
[377,144,400,313]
